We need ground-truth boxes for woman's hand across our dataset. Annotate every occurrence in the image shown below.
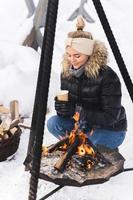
[55,97,75,117]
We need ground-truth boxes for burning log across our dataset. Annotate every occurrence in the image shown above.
[73,152,111,170]
[42,136,69,156]
[54,135,80,172]
[85,138,111,165]
[73,154,96,168]
[96,151,111,165]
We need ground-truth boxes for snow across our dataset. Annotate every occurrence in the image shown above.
[0,0,133,199]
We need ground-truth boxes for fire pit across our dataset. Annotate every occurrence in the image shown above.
[40,148,124,186]
[40,112,125,186]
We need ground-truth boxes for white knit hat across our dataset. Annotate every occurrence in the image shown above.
[65,16,95,56]
[65,37,95,56]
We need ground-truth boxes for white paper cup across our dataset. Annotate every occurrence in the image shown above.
[57,90,69,101]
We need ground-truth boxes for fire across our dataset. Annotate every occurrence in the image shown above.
[77,143,95,157]
[68,115,96,167]
[73,112,80,122]
[87,160,94,169]
[42,111,105,172]
[69,131,76,144]
[85,145,95,156]
[60,143,67,151]
[79,132,87,143]
[77,144,86,156]
[42,146,48,156]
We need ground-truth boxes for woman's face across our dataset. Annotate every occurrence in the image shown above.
[66,46,89,69]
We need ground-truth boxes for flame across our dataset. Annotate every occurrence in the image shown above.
[69,113,96,160]
[59,143,67,151]
[69,131,76,144]
[87,160,94,169]
[77,143,95,157]
[73,112,80,122]
[42,146,48,156]
[42,111,97,170]
[84,145,95,156]
[79,132,87,143]
[77,144,86,156]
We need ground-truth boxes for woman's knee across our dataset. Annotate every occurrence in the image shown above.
[90,129,126,149]
[47,115,75,138]
[47,115,58,134]
[47,115,67,136]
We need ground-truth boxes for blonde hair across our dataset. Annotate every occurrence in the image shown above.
[61,16,108,79]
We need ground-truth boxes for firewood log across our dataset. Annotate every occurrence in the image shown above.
[54,135,80,172]
[47,136,69,153]
[96,152,111,165]
[0,123,9,134]
[3,134,9,139]
[8,119,20,130]
[10,127,18,135]
[0,119,20,134]
[18,123,31,130]
[10,100,19,120]
[73,154,97,167]
[0,105,10,114]
[42,136,69,156]
[86,139,111,165]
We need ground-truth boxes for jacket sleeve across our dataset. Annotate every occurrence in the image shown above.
[85,69,122,128]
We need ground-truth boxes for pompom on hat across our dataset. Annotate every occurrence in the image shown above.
[65,16,95,56]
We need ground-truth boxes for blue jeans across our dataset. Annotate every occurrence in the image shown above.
[47,115,126,149]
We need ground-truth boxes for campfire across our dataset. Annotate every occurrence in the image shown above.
[40,112,125,186]
[42,112,110,172]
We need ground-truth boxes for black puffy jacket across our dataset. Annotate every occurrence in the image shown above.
[61,66,127,131]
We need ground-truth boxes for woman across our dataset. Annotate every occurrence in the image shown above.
[47,17,127,150]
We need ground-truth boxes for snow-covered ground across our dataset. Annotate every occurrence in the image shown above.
[0,0,133,199]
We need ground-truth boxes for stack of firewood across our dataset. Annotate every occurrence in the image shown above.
[0,100,30,142]
[0,119,20,141]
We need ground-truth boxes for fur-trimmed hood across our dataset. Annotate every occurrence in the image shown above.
[61,40,108,78]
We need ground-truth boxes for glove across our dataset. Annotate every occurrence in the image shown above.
[55,97,75,117]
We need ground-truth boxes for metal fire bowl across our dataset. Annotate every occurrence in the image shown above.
[39,148,125,187]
